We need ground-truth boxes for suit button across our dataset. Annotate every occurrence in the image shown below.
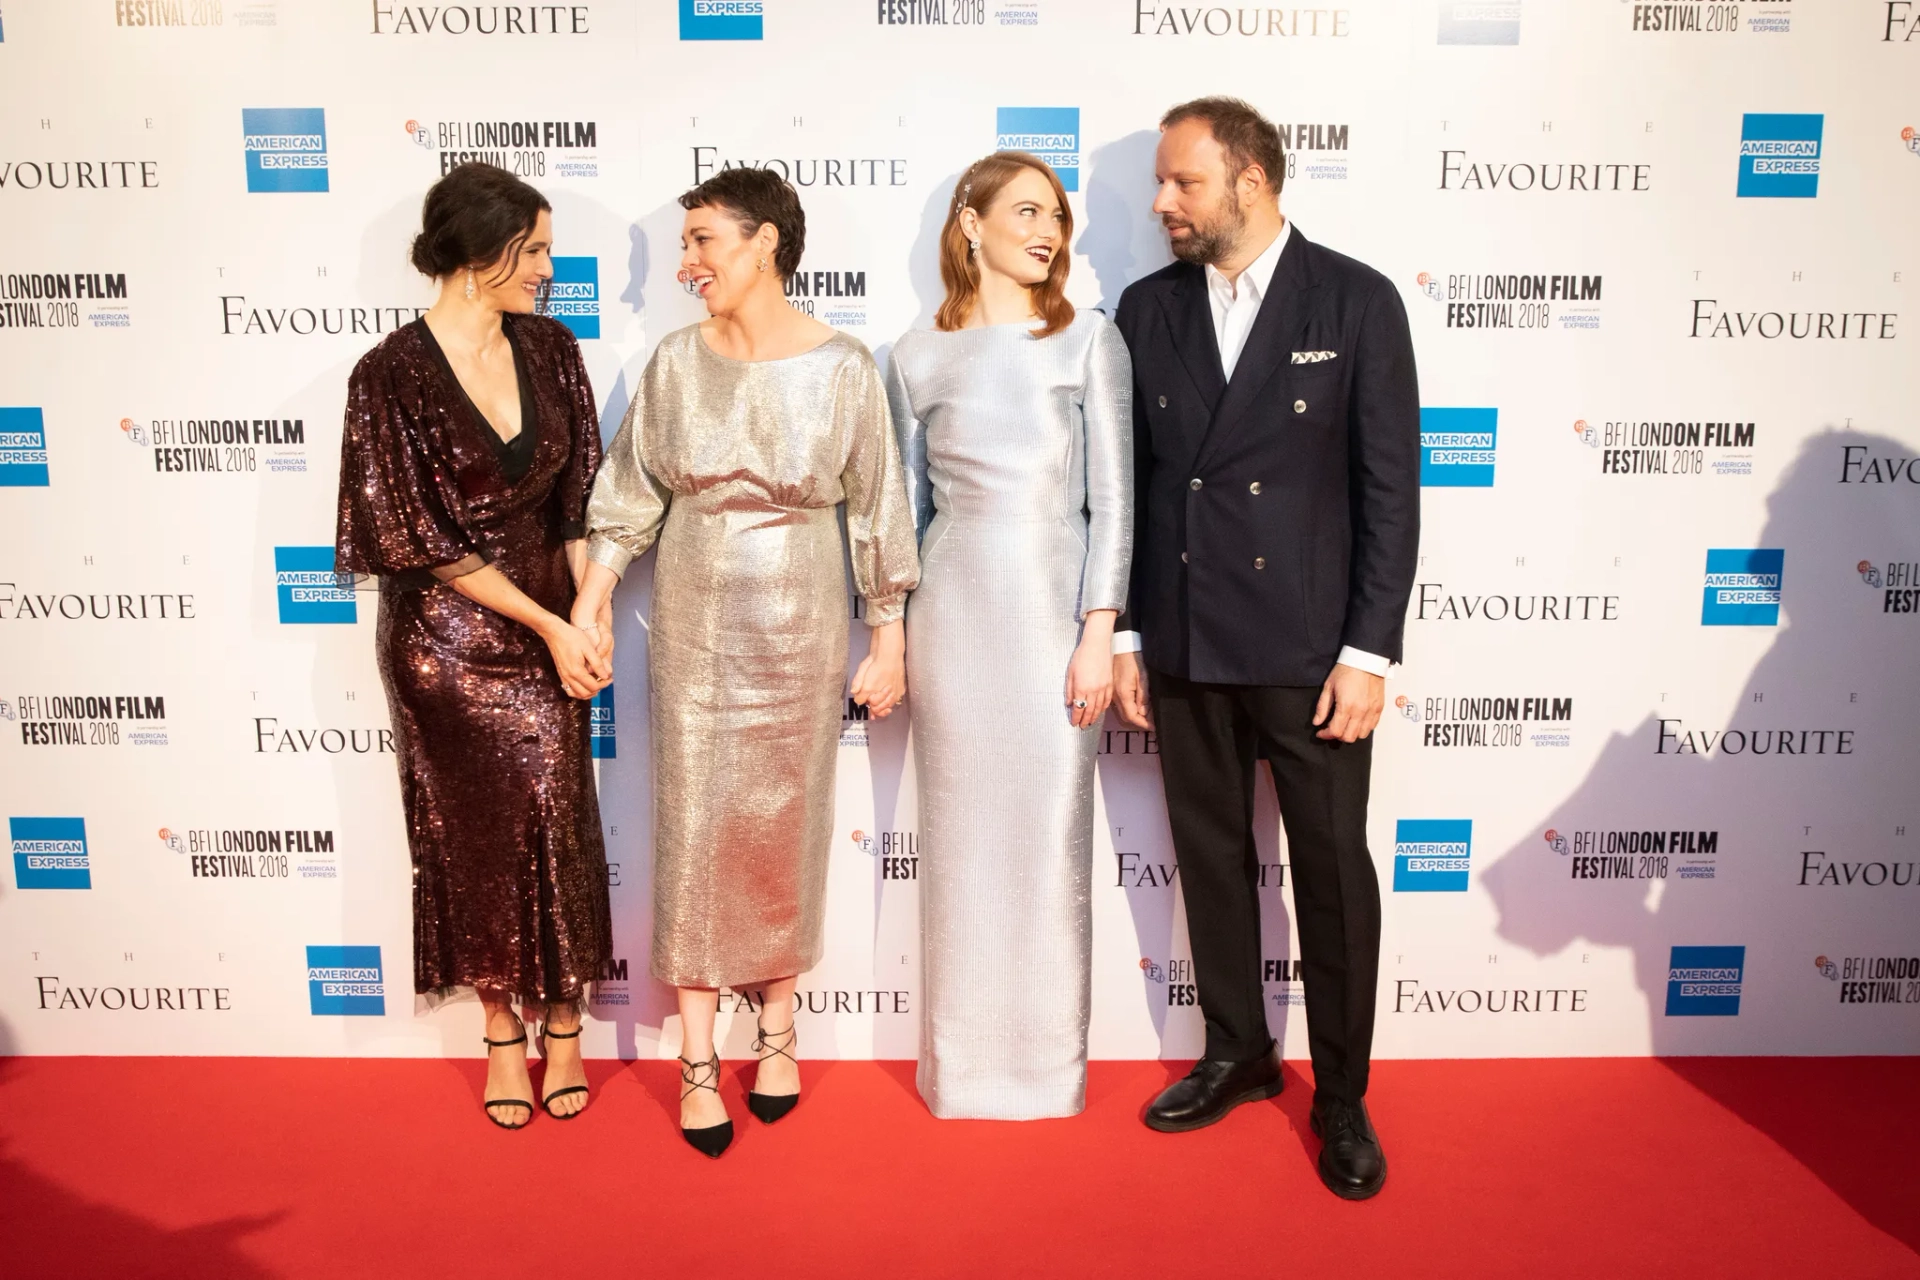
[1181,552,1189,564]
[1189,478,1203,490]
[1158,395,1168,408]
[1249,481,1262,495]
[1254,557,1266,570]
[1294,400,1307,414]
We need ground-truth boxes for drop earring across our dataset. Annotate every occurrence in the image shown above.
[464,268,475,301]
[757,257,767,273]
[970,239,981,255]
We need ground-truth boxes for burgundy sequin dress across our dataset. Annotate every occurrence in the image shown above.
[335,313,612,1003]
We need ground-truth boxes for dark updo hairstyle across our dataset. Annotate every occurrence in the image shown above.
[678,165,805,279]
[409,162,551,283]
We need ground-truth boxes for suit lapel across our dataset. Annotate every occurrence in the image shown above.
[1192,228,1323,474]
[1159,264,1225,412]
[1152,265,1223,478]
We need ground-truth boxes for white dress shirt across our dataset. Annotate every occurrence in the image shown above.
[1113,220,1393,679]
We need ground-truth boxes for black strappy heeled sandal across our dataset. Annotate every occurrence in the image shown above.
[538,1023,590,1119]
[747,1022,800,1124]
[481,1019,534,1130]
[678,1051,733,1158]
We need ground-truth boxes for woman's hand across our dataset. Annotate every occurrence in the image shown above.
[850,619,907,719]
[541,616,613,700]
[1066,610,1117,729]
[569,562,619,664]
[569,593,614,663]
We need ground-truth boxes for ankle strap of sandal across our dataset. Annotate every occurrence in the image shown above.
[752,1022,797,1064]
[483,1016,527,1049]
[679,1051,722,1096]
[542,1025,582,1040]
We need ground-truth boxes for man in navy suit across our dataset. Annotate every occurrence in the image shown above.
[1112,97,1420,1200]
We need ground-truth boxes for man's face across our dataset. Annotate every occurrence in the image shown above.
[1152,118,1247,267]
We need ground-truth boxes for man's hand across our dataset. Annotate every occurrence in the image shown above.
[1113,651,1153,729]
[1313,662,1384,742]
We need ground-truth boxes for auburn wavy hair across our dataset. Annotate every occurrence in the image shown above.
[934,151,1075,338]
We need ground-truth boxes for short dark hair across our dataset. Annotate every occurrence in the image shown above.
[1160,96,1286,197]
[678,166,806,279]
[409,162,551,280]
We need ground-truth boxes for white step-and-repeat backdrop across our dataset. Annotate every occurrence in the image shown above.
[2,0,1916,1062]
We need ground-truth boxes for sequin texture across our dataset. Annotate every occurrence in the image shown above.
[887,312,1134,1119]
[335,314,613,1003]
[587,326,919,989]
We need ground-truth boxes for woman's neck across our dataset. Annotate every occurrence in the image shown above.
[424,281,506,355]
[967,268,1038,329]
[706,276,812,359]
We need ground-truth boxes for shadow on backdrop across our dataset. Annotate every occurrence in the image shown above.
[1076,130,1170,317]
[1480,428,1920,1252]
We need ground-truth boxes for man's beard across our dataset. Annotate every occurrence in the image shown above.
[1165,191,1247,266]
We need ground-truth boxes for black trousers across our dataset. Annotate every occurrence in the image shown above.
[1149,669,1382,1105]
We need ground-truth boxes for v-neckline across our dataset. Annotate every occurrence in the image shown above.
[415,316,538,480]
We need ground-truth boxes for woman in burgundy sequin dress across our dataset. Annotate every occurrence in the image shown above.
[334,164,613,1128]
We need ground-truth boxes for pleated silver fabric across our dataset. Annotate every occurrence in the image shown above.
[586,324,919,989]
[887,311,1133,1118]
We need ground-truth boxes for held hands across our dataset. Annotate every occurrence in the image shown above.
[1112,651,1152,730]
[1314,662,1385,742]
[543,614,613,701]
[1066,612,1118,729]
[568,561,619,668]
[850,619,906,719]
[568,593,615,665]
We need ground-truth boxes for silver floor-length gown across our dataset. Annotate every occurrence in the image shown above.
[586,325,919,989]
[887,311,1133,1118]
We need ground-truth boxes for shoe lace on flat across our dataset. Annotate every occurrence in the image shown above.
[1323,1103,1364,1142]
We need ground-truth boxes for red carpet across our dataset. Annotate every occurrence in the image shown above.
[1,1056,1915,1279]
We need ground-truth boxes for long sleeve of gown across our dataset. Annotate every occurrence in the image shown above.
[1079,314,1134,618]
[334,349,485,580]
[884,347,934,542]
[585,372,670,578]
[839,348,920,627]
[554,328,604,542]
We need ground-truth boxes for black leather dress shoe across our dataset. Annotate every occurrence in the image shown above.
[1310,1098,1387,1199]
[1143,1050,1283,1133]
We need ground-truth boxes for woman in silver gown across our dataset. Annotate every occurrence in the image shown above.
[571,169,919,1155]
[888,152,1133,1119]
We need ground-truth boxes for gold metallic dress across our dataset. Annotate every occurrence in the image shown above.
[586,325,919,989]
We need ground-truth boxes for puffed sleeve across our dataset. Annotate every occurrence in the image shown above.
[553,327,604,542]
[838,345,921,627]
[584,359,671,578]
[334,347,485,580]
[883,340,934,541]
[1079,313,1134,618]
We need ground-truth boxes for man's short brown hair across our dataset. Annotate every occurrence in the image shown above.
[1160,96,1286,197]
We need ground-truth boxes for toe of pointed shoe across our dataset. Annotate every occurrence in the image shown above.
[746,1091,801,1124]
[682,1121,735,1158]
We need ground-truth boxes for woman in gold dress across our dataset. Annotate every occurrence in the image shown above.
[570,168,918,1157]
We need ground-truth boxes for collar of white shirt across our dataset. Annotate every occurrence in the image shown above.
[1204,219,1292,315]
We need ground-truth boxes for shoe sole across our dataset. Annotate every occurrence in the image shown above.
[1309,1112,1388,1199]
[1142,1077,1285,1134]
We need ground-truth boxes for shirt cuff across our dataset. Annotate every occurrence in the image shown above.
[864,595,907,628]
[1113,630,1143,655]
[585,534,633,579]
[1336,645,1394,678]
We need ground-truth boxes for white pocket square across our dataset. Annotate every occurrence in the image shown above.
[1291,350,1338,364]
